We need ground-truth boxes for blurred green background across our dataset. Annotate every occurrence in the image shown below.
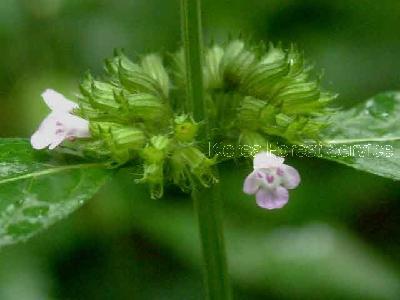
[1,0,400,299]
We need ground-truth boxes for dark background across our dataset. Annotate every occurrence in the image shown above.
[0,1,400,299]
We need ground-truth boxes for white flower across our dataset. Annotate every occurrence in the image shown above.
[41,89,79,112]
[31,89,90,150]
[243,152,301,209]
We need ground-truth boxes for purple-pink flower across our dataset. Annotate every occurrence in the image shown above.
[243,152,300,209]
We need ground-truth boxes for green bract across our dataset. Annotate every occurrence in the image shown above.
[199,40,335,144]
[74,40,333,198]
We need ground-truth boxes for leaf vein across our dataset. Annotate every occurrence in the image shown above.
[0,163,108,186]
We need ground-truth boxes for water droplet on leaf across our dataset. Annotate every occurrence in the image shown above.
[366,95,395,119]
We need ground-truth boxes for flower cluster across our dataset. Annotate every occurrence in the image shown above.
[174,40,335,146]
[31,40,332,203]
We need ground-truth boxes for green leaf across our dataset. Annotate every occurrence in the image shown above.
[320,91,400,180]
[0,139,111,247]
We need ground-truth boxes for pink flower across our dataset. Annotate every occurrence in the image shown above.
[243,152,300,209]
[31,89,90,150]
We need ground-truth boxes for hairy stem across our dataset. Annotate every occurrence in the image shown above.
[181,0,232,299]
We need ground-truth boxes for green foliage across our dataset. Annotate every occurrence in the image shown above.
[1,1,400,299]
[96,169,400,300]
[321,91,400,180]
[0,139,110,247]
[1,41,400,257]
[12,39,398,210]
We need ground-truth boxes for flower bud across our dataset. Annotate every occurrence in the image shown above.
[170,146,217,189]
[89,121,146,163]
[104,50,121,78]
[78,73,122,121]
[221,40,255,86]
[174,115,198,142]
[90,81,120,112]
[259,105,278,125]
[242,45,290,98]
[141,135,170,163]
[141,54,170,98]
[239,131,268,150]
[170,49,186,89]
[118,54,165,98]
[138,136,170,199]
[275,113,294,127]
[204,46,224,90]
[115,91,169,122]
[139,163,164,199]
[237,96,266,129]
[79,72,94,97]
[276,81,321,114]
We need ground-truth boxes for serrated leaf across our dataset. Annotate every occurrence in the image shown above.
[0,139,111,247]
[320,91,400,180]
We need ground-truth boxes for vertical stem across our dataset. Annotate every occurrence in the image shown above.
[192,184,232,300]
[180,0,205,121]
[181,1,231,299]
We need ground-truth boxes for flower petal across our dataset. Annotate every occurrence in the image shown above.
[281,164,301,189]
[30,111,90,150]
[42,89,78,112]
[30,114,60,149]
[31,130,52,150]
[255,186,289,209]
[243,170,260,195]
[48,134,68,150]
[62,114,91,138]
[253,151,284,169]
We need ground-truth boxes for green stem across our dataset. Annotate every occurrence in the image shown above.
[192,185,231,300]
[180,0,206,122]
[181,1,232,299]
